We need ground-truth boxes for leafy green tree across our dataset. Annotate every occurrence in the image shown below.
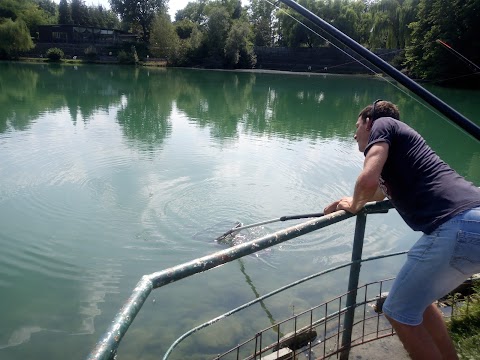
[249,0,276,46]
[0,0,57,38]
[85,5,101,26]
[175,18,196,39]
[110,0,167,42]
[58,0,72,24]
[224,20,256,68]
[0,0,20,20]
[205,6,230,57]
[105,9,121,28]
[405,0,479,81]
[170,24,205,66]
[117,47,138,63]
[232,0,242,19]
[0,18,34,59]
[84,5,119,28]
[348,1,375,46]
[368,0,400,49]
[206,0,244,20]
[149,12,179,61]
[334,5,359,41]
[71,0,88,25]
[35,0,58,20]
[367,0,419,49]
[97,6,120,28]
[187,24,205,56]
[19,1,56,34]
[404,0,437,78]
[174,0,208,24]
[277,0,324,48]
[397,0,418,48]
[455,0,480,67]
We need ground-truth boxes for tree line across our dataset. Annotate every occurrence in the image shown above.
[1,0,479,84]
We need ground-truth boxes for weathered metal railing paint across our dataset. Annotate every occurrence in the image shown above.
[87,200,393,360]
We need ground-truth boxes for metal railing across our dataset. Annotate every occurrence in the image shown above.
[210,277,398,360]
[87,200,395,360]
[206,273,479,360]
[163,256,407,360]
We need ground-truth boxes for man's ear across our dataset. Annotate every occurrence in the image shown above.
[366,117,373,131]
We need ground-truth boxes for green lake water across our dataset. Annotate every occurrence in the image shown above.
[0,62,479,360]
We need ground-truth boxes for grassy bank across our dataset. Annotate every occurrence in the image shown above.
[15,57,167,67]
[447,285,480,358]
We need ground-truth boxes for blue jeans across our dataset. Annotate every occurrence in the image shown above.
[383,206,480,325]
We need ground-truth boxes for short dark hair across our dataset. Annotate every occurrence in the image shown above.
[358,100,400,122]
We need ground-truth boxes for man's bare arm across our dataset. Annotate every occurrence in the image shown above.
[336,142,389,213]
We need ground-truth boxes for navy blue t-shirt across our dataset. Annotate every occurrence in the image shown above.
[364,117,480,234]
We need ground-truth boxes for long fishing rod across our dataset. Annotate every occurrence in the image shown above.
[436,39,480,73]
[277,0,480,142]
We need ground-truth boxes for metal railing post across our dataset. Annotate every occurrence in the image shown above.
[340,212,367,360]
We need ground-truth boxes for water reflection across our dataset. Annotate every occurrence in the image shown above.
[1,64,478,140]
[2,62,479,181]
[115,70,173,150]
[0,64,395,140]
[0,64,40,133]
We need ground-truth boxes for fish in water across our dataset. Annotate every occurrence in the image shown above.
[192,220,243,243]
[193,220,276,268]
[216,221,243,244]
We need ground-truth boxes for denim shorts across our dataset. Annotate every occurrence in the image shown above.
[382,206,480,326]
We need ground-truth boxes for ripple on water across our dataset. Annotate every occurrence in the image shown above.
[138,178,239,242]
[126,137,362,261]
[1,130,129,220]
[0,232,81,284]
[138,167,353,258]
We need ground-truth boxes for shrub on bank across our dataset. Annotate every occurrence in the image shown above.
[117,46,138,64]
[46,48,64,62]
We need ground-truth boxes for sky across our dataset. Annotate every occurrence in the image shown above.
[78,0,191,20]
[76,0,249,21]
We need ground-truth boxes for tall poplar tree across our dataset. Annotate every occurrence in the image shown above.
[58,0,72,24]
[71,0,88,25]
